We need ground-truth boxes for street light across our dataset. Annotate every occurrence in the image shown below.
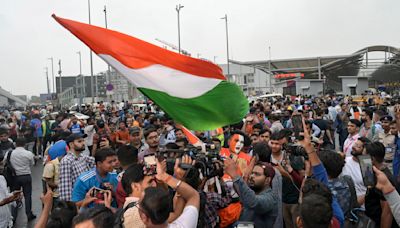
[48,57,55,93]
[104,5,112,100]
[214,56,217,63]
[58,59,62,94]
[88,0,95,103]
[176,4,184,54]
[77,51,82,75]
[77,51,85,100]
[44,67,50,94]
[268,46,272,93]
[58,59,63,106]
[221,14,230,76]
[103,5,108,29]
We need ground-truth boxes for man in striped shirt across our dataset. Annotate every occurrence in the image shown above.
[59,133,95,201]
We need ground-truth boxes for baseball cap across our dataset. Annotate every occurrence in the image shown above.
[65,133,87,144]
[380,115,393,122]
[97,119,105,126]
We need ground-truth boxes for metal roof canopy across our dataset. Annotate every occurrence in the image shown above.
[230,45,400,75]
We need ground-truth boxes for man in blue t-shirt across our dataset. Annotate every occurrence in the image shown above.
[69,117,83,134]
[71,148,118,209]
[30,114,43,157]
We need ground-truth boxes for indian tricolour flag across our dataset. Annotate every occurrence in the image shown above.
[52,15,248,130]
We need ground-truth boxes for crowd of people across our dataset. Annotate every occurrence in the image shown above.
[0,95,399,228]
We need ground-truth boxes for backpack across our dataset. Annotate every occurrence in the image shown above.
[113,201,137,228]
[341,175,369,228]
[3,150,16,187]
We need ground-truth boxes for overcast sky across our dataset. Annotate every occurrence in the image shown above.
[1,0,399,96]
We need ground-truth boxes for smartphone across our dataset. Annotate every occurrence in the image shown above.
[12,190,23,195]
[237,222,254,228]
[144,154,157,166]
[91,187,105,198]
[292,114,304,140]
[358,155,376,187]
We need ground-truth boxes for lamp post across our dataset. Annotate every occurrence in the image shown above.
[88,0,95,103]
[58,59,62,94]
[214,56,217,63]
[48,57,55,93]
[104,5,112,101]
[176,4,184,54]
[77,51,85,103]
[221,14,230,76]
[77,51,82,75]
[45,67,50,94]
[268,46,272,93]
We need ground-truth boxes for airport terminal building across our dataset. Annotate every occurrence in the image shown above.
[221,45,400,96]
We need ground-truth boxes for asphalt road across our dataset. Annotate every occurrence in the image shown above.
[14,162,44,228]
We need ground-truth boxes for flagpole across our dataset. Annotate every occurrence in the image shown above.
[176,4,184,54]
[221,14,230,76]
[88,0,95,103]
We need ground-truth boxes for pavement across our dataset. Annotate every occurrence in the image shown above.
[14,162,44,228]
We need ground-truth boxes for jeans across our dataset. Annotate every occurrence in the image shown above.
[42,135,52,154]
[338,129,349,151]
[11,175,33,217]
[33,137,43,156]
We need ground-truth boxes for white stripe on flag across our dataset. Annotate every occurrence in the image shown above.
[99,54,221,99]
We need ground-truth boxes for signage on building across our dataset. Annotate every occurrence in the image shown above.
[274,73,304,79]
[106,83,114,91]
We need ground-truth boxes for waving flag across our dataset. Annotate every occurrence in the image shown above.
[176,124,204,147]
[52,15,248,130]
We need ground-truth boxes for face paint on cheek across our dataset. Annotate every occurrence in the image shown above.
[230,134,244,154]
[229,135,238,153]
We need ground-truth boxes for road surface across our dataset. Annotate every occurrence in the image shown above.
[14,162,44,228]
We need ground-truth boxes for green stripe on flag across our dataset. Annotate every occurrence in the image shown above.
[139,81,248,131]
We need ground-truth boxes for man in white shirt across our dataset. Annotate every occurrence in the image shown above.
[84,118,96,155]
[0,175,22,228]
[3,138,36,221]
[342,137,370,206]
[343,119,361,157]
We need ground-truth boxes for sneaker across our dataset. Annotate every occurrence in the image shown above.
[27,214,37,222]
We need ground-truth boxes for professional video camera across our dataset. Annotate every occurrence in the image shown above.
[284,143,309,160]
[158,143,224,179]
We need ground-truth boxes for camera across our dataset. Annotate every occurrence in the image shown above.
[158,143,223,179]
[284,143,308,160]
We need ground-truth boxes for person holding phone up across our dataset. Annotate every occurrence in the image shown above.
[373,166,400,226]
[71,148,118,209]
[364,142,399,228]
